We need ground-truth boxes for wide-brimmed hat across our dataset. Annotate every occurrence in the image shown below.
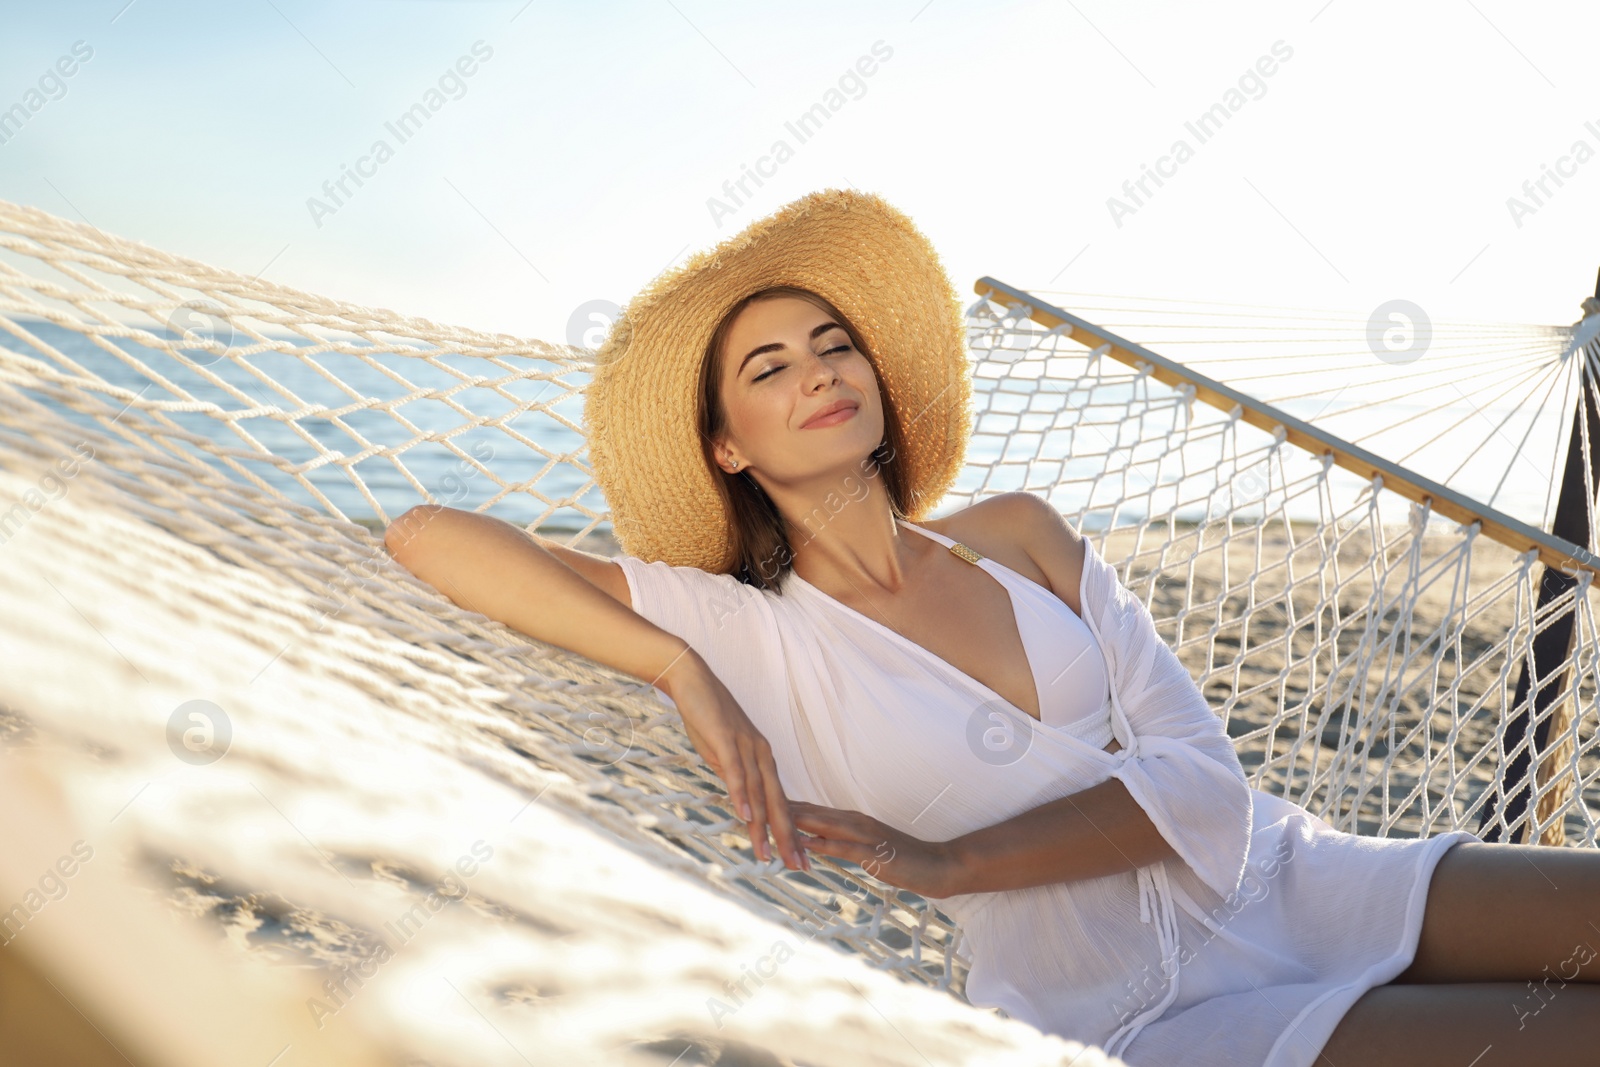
[584,188,973,573]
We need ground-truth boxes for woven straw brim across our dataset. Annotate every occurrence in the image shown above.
[584,188,973,573]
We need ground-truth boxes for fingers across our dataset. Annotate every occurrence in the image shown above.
[757,744,807,872]
[715,744,755,852]
[796,832,871,867]
[790,802,872,843]
[740,739,772,863]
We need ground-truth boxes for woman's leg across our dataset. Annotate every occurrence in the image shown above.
[1314,840,1600,1064]
[1318,982,1600,1065]
[1391,840,1600,985]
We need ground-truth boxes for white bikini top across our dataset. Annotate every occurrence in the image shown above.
[789,519,1116,749]
[899,519,1116,748]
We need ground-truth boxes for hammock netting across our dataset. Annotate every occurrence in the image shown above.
[1,196,1596,1065]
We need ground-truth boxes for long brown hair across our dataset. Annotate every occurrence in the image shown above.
[697,285,915,592]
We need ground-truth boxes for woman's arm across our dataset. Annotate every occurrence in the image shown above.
[384,505,697,693]
[793,772,1178,899]
[936,775,1177,895]
[384,505,806,870]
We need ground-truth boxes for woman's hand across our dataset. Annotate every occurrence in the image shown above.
[790,801,956,899]
[658,656,808,872]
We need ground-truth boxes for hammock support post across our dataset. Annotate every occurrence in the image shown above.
[1479,268,1600,845]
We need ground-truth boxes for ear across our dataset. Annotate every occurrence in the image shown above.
[710,435,739,474]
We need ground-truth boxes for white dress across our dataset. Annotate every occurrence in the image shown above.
[615,518,1478,1066]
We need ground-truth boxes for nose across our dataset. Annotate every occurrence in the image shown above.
[803,348,840,390]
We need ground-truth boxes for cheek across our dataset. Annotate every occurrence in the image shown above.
[846,370,885,425]
[725,390,790,443]
[845,359,882,402]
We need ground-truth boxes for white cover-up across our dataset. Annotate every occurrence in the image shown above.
[615,518,1478,1066]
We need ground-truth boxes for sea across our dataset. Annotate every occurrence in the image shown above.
[7,314,1556,546]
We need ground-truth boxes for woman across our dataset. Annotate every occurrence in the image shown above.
[386,189,1600,1065]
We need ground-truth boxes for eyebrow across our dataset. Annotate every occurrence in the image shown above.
[737,321,847,376]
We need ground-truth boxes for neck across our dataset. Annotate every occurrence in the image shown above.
[779,485,925,597]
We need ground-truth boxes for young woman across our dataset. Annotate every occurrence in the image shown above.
[385,190,1600,1066]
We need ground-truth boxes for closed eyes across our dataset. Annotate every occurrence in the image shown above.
[753,343,851,382]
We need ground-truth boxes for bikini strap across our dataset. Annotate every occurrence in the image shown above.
[898,518,986,566]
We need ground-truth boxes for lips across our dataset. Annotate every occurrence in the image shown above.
[803,399,859,429]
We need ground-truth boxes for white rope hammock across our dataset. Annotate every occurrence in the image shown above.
[2,195,1596,1063]
[964,281,1600,849]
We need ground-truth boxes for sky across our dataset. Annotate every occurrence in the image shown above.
[2,0,1598,349]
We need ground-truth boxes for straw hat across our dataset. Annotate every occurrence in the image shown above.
[584,188,973,574]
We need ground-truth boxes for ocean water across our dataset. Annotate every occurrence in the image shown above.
[8,318,607,536]
[3,315,1563,545]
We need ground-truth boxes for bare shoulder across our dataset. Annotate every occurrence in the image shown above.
[926,492,1086,616]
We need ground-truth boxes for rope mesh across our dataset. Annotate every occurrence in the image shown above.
[0,198,974,998]
[961,293,1600,846]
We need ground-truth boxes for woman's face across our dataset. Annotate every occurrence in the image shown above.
[712,294,884,483]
